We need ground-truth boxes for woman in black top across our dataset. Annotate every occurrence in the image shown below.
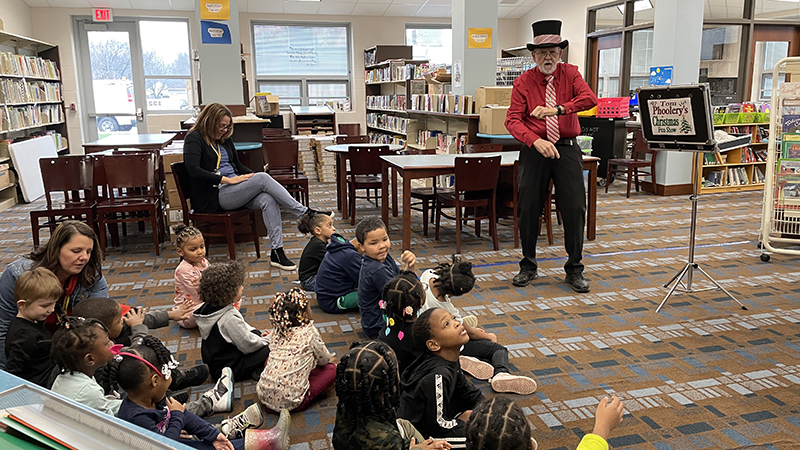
[183,103,330,269]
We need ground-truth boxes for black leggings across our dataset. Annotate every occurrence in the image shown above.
[462,339,510,377]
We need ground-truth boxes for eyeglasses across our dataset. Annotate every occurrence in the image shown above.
[534,49,560,58]
[219,123,231,131]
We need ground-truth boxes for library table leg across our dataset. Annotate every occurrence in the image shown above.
[381,161,390,226]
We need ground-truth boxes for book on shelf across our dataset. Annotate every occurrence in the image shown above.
[703,152,722,165]
[704,170,723,186]
[779,159,800,175]
[782,134,800,159]
[783,115,800,134]
[367,95,406,111]
[0,52,59,79]
[777,173,800,206]
[754,166,765,183]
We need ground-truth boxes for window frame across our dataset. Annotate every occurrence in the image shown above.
[404,23,453,68]
[251,21,352,109]
[137,18,194,115]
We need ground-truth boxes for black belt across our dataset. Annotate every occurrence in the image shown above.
[555,138,575,146]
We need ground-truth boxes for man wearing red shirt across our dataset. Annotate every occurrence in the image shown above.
[505,20,597,293]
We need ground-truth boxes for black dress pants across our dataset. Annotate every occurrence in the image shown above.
[518,139,586,275]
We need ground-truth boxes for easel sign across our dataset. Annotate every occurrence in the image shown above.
[637,84,716,152]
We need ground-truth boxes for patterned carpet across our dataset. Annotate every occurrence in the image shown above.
[4,178,800,450]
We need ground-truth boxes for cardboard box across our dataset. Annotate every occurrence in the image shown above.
[475,86,513,110]
[165,175,177,193]
[167,189,181,208]
[255,93,280,116]
[162,149,184,172]
[479,106,510,135]
[0,164,9,189]
[166,207,184,225]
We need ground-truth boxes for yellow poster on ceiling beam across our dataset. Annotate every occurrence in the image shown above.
[468,28,492,49]
[200,0,230,20]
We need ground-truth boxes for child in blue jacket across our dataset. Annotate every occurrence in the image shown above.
[314,234,362,314]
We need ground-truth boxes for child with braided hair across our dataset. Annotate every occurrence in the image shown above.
[172,224,210,329]
[257,288,336,412]
[419,257,538,395]
[377,271,426,375]
[332,340,451,450]
[50,316,121,415]
[296,210,336,292]
[115,335,289,450]
[465,396,624,450]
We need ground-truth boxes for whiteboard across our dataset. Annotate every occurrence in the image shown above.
[8,136,58,202]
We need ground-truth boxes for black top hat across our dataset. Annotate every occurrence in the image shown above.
[526,20,569,51]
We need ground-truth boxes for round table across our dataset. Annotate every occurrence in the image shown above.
[323,143,405,152]
[233,142,262,151]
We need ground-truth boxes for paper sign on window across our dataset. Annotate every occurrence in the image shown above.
[201,0,230,20]
[468,28,492,49]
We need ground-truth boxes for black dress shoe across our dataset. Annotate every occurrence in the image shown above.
[303,208,334,219]
[512,270,538,287]
[168,390,190,404]
[171,364,210,391]
[565,273,590,293]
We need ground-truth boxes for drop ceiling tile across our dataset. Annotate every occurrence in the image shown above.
[521,0,545,6]
[169,0,195,10]
[87,0,132,7]
[43,0,91,6]
[127,0,172,9]
[422,0,450,4]
[498,5,516,17]
[283,1,321,14]
[498,0,522,6]
[415,4,450,16]
[358,0,393,3]
[22,0,50,6]
[385,3,422,16]
[351,3,390,15]
[392,0,426,4]
[318,2,357,15]
[247,0,284,13]
[508,6,532,18]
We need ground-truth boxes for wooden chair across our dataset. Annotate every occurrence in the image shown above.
[30,156,97,247]
[435,156,501,253]
[462,143,503,154]
[347,145,395,225]
[335,135,369,145]
[95,153,164,256]
[338,123,361,136]
[605,130,657,198]
[262,140,309,206]
[402,148,448,237]
[496,160,520,248]
[162,129,188,140]
[171,162,261,260]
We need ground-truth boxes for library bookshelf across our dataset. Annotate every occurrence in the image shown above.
[0,31,69,211]
[696,122,769,194]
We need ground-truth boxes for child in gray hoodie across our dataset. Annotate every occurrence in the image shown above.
[194,261,270,381]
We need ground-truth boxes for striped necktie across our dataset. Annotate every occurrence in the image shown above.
[545,75,560,143]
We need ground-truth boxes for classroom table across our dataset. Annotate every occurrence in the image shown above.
[380,151,600,250]
[324,143,406,220]
[82,133,176,154]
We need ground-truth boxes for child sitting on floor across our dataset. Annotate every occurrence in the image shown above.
[314,233,362,314]
[297,210,336,292]
[4,267,61,388]
[257,288,336,412]
[332,340,451,450]
[172,224,210,328]
[419,258,538,395]
[115,335,288,450]
[74,297,232,416]
[194,261,271,381]
[377,271,426,375]
[356,217,416,338]
[398,308,484,441]
[465,396,624,450]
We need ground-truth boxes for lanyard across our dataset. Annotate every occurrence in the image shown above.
[212,143,222,171]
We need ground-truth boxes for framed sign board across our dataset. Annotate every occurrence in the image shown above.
[637,84,718,153]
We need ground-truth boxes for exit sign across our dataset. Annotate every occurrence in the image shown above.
[93,8,113,22]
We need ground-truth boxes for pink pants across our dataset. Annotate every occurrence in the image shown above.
[294,363,336,412]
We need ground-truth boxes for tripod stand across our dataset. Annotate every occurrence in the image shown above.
[655,152,748,313]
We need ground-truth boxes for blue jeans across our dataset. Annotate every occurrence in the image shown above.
[218,173,307,249]
[300,274,316,292]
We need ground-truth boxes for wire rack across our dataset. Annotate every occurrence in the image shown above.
[496,57,534,86]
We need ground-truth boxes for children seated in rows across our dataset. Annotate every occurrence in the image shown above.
[257,288,336,412]
[195,260,271,382]
[356,217,416,338]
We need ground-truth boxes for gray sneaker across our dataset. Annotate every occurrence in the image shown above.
[203,367,233,413]
[221,403,264,440]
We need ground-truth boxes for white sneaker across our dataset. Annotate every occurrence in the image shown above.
[203,367,233,413]
[221,403,264,440]
[459,355,494,380]
[490,372,538,395]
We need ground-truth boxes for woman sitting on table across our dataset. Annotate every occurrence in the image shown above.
[0,220,107,370]
[183,103,330,270]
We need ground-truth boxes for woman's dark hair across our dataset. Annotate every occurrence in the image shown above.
[72,297,120,330]
[411,308,438,351]
[297,211,329,235]
[199,260,246,307]
[335,341,400,428]
[115,335,175,392]
[191,103,234,145]
[269,288,311,338]
[382,271,424,326]
[466,397,532,450]
[172,224,203,249]
[51,316,108,374]
[29,220,103,288]
[432,256,475,297]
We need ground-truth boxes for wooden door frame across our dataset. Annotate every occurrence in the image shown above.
[746,25,800,100]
